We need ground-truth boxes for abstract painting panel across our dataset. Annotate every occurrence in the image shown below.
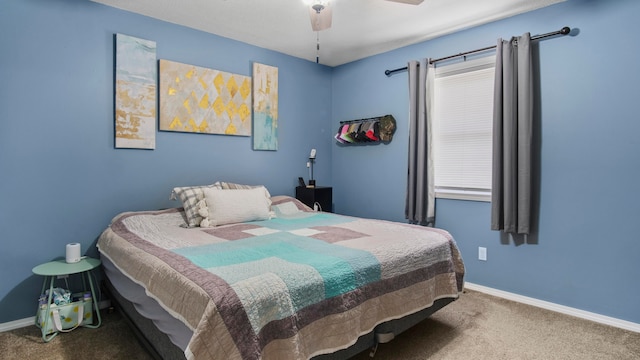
[115,34,157,149]
[159,60,252,136]
[252,63,279,150]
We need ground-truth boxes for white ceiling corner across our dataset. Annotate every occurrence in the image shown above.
[91,0,565,67]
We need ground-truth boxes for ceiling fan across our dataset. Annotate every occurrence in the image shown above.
[307,0,424,31]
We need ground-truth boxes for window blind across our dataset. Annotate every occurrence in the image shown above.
[433,56,495,201]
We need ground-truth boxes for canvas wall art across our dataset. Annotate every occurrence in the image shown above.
[115,34,157,149]
[159,60,252,136]
[252,63,279,150]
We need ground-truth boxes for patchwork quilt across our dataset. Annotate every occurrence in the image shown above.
[97,197,465,359]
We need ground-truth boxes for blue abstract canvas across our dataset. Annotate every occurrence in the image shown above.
[252,63,278,150]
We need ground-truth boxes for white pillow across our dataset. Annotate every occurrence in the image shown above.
[202,187,272,227]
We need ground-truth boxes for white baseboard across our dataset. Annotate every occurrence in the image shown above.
[464,282,640,333]
[0,317,36,332]
[0,299,112,333]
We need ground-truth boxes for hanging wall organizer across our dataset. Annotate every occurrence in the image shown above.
[335,114,397,145]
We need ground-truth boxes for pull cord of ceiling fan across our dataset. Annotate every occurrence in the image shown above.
[316,31,320,64]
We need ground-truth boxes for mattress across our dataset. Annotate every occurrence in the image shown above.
[97,196,465,359]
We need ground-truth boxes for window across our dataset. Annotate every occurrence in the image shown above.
[432,56,495,202]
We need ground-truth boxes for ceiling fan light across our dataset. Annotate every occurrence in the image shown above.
[312,3,325,13]
[307,0,332,32]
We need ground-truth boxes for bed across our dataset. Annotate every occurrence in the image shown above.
[97,186,465,360]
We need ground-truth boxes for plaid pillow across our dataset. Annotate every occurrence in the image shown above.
[170,182,222,227]
[219,182,271,198]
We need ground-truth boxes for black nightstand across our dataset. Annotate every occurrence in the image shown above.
[295,186,332,212]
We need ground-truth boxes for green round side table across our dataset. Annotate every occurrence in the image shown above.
[32,257,102,342]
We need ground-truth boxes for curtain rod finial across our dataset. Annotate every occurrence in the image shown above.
[560,26,571,35]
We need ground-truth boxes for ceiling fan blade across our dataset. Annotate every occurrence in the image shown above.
[309,3,332,31]
[385,0,424,4]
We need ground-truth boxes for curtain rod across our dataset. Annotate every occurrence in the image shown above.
[384,26,571,77]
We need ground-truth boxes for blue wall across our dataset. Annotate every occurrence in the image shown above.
[331,0,640,324]
[2,0,639,326]
[0,0,333,322]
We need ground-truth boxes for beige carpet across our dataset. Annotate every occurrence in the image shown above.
[352,290,640,360]
[0,308,153,360]
[1,290,638,359]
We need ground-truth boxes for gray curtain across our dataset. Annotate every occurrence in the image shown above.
[405,59,435,226]
[491,33,533,234]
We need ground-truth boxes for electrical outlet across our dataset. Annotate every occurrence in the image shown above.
[478,247,487,261]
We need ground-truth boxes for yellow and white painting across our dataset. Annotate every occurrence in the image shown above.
[115,34,157,149]
[252,63,279,150]
[159,60,252,136]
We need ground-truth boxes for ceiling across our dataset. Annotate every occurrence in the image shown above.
[91,0,565,67]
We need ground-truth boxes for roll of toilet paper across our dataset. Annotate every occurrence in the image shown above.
[65,243,81,263]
